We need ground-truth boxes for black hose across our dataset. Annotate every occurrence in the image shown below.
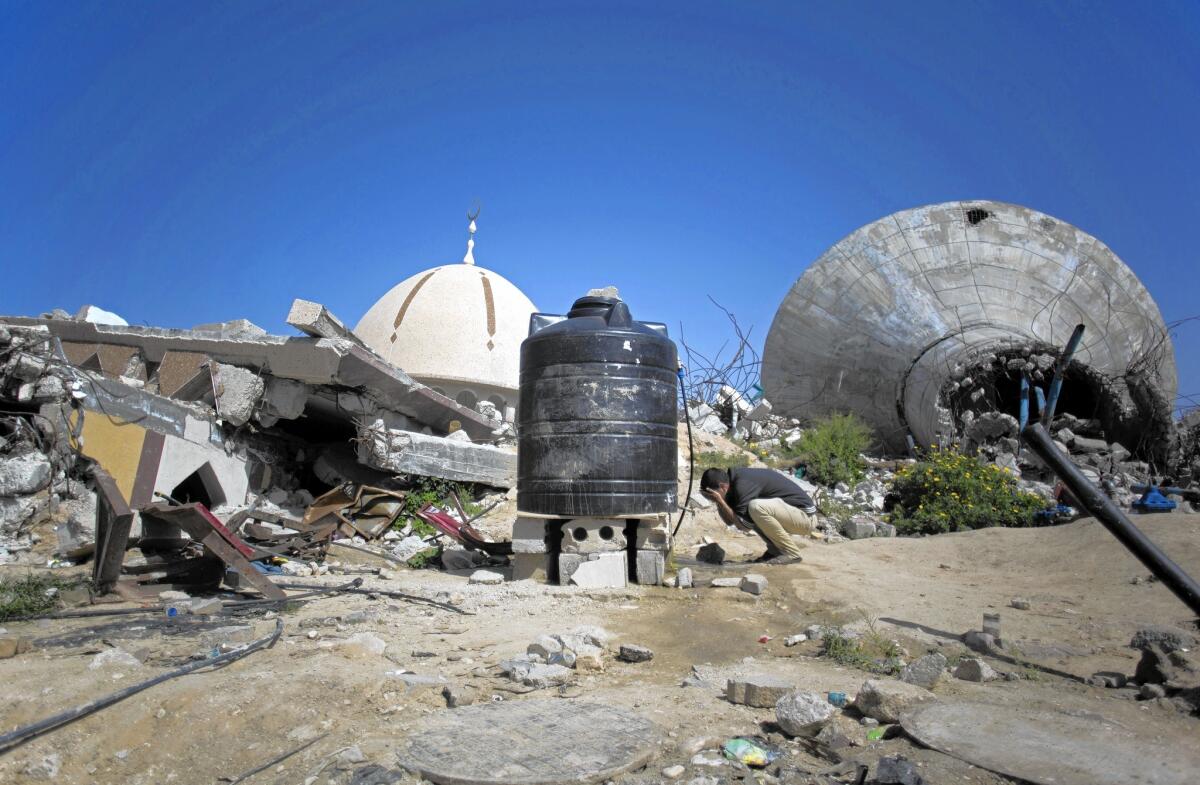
[1022,422,1200,617]
[672,370,695,540]
[5,578,365,623]
[0,618,283,755]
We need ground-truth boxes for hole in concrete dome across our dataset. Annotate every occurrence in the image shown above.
[599,525,615,540]
[965,208,991,225]
[572,527,588,542]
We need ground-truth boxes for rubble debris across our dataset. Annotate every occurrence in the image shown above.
[852,679,936,723]
[900,653,947,689]
[618,644,654,663]
[726,674,792,707]
[774,690,835,736]
[468,569,504,585]
[739,574,767,595]
[1130,624,1198,653]
[876,755,925,785]
[696,542,726,564]
[953,658,998,683]
[676,567,694,588]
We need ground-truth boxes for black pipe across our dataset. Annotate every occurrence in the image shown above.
[1022,422,1200,617]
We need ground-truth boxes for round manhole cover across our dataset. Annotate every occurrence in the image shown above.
[398,700,658,785]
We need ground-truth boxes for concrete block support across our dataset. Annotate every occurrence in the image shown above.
[635,550,664,586]
[511,517,550,554]
[558,518,628,554]
[511,554,550,582]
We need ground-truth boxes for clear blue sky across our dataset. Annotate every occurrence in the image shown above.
[2,2,1198,411]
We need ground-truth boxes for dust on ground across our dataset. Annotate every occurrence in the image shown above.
[2,511,1198,785]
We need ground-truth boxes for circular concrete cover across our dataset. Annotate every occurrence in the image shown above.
[902,700,1200,785]
[398,700,659,785]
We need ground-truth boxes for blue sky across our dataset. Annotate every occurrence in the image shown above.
[2,1,1198,411]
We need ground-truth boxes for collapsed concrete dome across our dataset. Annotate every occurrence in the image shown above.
[762,201,1177,462]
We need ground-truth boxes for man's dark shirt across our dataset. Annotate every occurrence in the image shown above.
[726,467,817,520]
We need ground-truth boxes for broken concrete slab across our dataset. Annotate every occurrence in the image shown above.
[358,420,516,487]
[286,299,369,349]
[853,679,936,723]
[399,700,658,785]
[726,674,792,707]
[739,574,767,595]
[774,690,835,737]
[568,552,626,589]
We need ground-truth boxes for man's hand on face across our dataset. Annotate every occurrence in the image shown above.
[702,488,724,504]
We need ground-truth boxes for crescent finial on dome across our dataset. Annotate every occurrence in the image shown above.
[463,207,479,265]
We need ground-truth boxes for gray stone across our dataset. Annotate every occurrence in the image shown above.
[726,674,792,707]
[511,517,549,554]
[784,634,807,647]
[710,577,741,588]
[696,542,726,564]
[468,569,504,585]
[843,519,877,539]
[1130,625,1198,653]
[853,679,936,722]
[442,684,477,708]
[511,553,550,582]
[399,700,658,785]
[1010,597,1031,610]
[22,753,61,780]
[774,690,835,736]
[876,755,922,785]
[814,714,868,749]
[0,450,51,497]
[739,574,768,595]
[618,644,654,663]
[901,653,947,689]
[634,550,664,585]
[522,663,574,688]
[954,658,998,682]
[527,635,562,660]
[441,548,478,571]
[676,567,693,589]
[1140,683,1167,699]
[963,630,998,654]
[875,522,897,537]
[558,553,583,584]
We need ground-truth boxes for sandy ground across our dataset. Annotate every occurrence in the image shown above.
[1,507,1198,785]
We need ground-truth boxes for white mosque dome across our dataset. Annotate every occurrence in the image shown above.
[354,250,537,395]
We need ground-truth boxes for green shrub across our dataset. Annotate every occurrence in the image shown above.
[792,413,871,487]
[693,449,752,473]
[889,448,1046,535]
[399,476,477,537]
[820,616,904,674]
[0,572,87,621]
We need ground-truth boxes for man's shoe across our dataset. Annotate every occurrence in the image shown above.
[764,554,803,565]
[752,551,783,563]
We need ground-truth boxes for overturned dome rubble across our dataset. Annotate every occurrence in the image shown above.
[762,201,1177,463]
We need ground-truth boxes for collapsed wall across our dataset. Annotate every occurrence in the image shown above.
[762,201,1177,465]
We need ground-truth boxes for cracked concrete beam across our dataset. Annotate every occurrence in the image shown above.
[0,317,498,441]
[286,299,368,349]
[357,418,516,487]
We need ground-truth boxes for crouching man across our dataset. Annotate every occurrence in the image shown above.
[700,466,817,564]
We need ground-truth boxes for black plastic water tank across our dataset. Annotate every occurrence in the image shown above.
[518,294,679,517]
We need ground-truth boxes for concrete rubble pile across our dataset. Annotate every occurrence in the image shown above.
[0,301,518,591]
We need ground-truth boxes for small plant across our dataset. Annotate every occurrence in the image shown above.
[398,476,477,537]
[817,498,856,530]
[406,546,441,569]
[819,612,904,674]
[889,447,1046,535]
[0,572,87,621]
[791,414,871,488]
[693,449,752,473]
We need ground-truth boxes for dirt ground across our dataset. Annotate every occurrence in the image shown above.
[1,506,1198,785]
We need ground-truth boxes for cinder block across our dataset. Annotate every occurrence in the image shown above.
[511,553,550,582]
[633,520,670,551]
[512,516,551,554]
[634,550,664,585]
[568,552,627,589]
[558,518,628,554]
[558,553,584,586]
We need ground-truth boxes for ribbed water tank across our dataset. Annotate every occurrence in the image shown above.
[517,294,679,517]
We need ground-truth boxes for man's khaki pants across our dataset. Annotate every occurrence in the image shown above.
[747,498,814,558]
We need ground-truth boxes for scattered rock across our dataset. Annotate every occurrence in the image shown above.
[0,450,51,496]
[443,684,477,708]
[662,764,686,779]
[572,644,604,672]
[784,634,807,647]
[0,636,32,659]
[876,755,923,785]
[710,577,741,588]
[953,658,998,682]
[774,690,835,736]
[522,663,574,689]
[1088,671,1127,689]
[900,653,947,689]
[726,674,792,707]
[468,570,504,585]
[739,574,768,596]
[618,644,654,663]
[696,543,726,564]
[1130,625,1197,653]
[677,736,722,755]
[1140,683,1167,699]
[89,648,142,670]
[1010,597,1031,610]
[23,753,61,780]
[852,679,936,722]
[814,714,868,749]
[962,630,999,654]
[527,635,562,660]
[843,519,877,539]
[676,567,694,588]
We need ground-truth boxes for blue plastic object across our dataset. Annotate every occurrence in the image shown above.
[1132,485,1177,513]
